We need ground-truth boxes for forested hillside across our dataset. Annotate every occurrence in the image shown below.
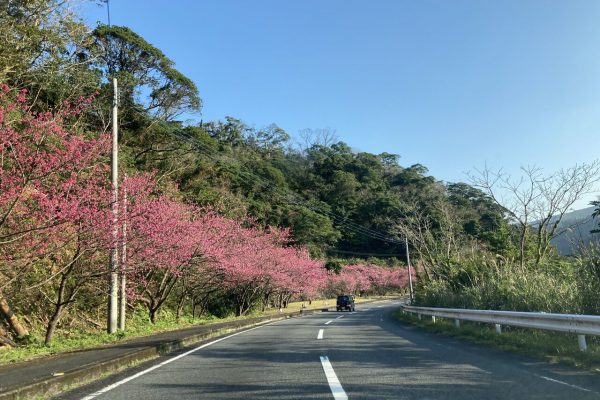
[1,0,600,353]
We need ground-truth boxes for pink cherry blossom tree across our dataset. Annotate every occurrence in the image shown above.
[0,85,111,342]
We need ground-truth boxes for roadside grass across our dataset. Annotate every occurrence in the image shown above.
[394,310,600,373]
[0,295,385,365]
[0,309,229,365]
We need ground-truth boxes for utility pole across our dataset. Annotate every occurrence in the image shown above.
[118,177,127,331]
[405,236,414,304]
[108,76,119,333]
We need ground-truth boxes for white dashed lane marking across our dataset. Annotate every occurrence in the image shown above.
[320,356,348,400]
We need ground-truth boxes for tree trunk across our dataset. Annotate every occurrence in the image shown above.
[519,224,527,271]
[45,305,64,345]
[0,323,16,347]
[149,307,157,324]
[262,293,270,312]
[0,295,29,338]
[283,294,290,308]
[45,255,81,345]
[176,296,185,321]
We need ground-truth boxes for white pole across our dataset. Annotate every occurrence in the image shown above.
[108,77,119,334]
[118,177,127,331]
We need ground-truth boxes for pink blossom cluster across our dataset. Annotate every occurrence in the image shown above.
[325,263,413,297]
[122,189,329,312]
[0,85,112,273]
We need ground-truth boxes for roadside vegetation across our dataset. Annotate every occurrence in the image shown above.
[402,165,600,316]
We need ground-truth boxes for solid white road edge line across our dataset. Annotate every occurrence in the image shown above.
[320,356,348,400]
[79,321,280,400]
[324,320,333,325]
[318,329,324,340]
[535,374,598,394]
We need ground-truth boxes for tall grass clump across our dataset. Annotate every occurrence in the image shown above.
[416,257,593,314]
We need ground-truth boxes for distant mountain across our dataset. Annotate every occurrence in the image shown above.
[549,206,599,255]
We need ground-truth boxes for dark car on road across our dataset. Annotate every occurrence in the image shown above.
[336,295,355,312]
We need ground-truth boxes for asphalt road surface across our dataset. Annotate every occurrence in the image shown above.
[57,300,600,400]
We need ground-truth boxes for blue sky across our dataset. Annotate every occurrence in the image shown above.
[80,0,600,208]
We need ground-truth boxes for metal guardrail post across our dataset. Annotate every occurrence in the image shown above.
[578,334,587,352]
[431,316,436,323]
[495,324,502,334]
[454,319,460,328]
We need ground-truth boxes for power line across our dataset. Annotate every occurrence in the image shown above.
[172,130,402,244]
[326,249,404,258]
[171,130,405,245]
[204,136,402,244]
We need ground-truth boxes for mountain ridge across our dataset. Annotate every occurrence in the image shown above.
[549,206,598,255]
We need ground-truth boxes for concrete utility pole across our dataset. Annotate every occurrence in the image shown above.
[108,77,119,334]
[118,178,127,331]
[405,236,414,304]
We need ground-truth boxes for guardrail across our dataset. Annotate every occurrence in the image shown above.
[401,305,600,351]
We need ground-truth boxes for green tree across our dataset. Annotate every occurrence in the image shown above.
[0,0,99,109]
[91,24,201,120]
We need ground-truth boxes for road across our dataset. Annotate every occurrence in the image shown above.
[57,300,600,400]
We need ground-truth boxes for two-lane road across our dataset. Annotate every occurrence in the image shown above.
[58,301,600,399]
